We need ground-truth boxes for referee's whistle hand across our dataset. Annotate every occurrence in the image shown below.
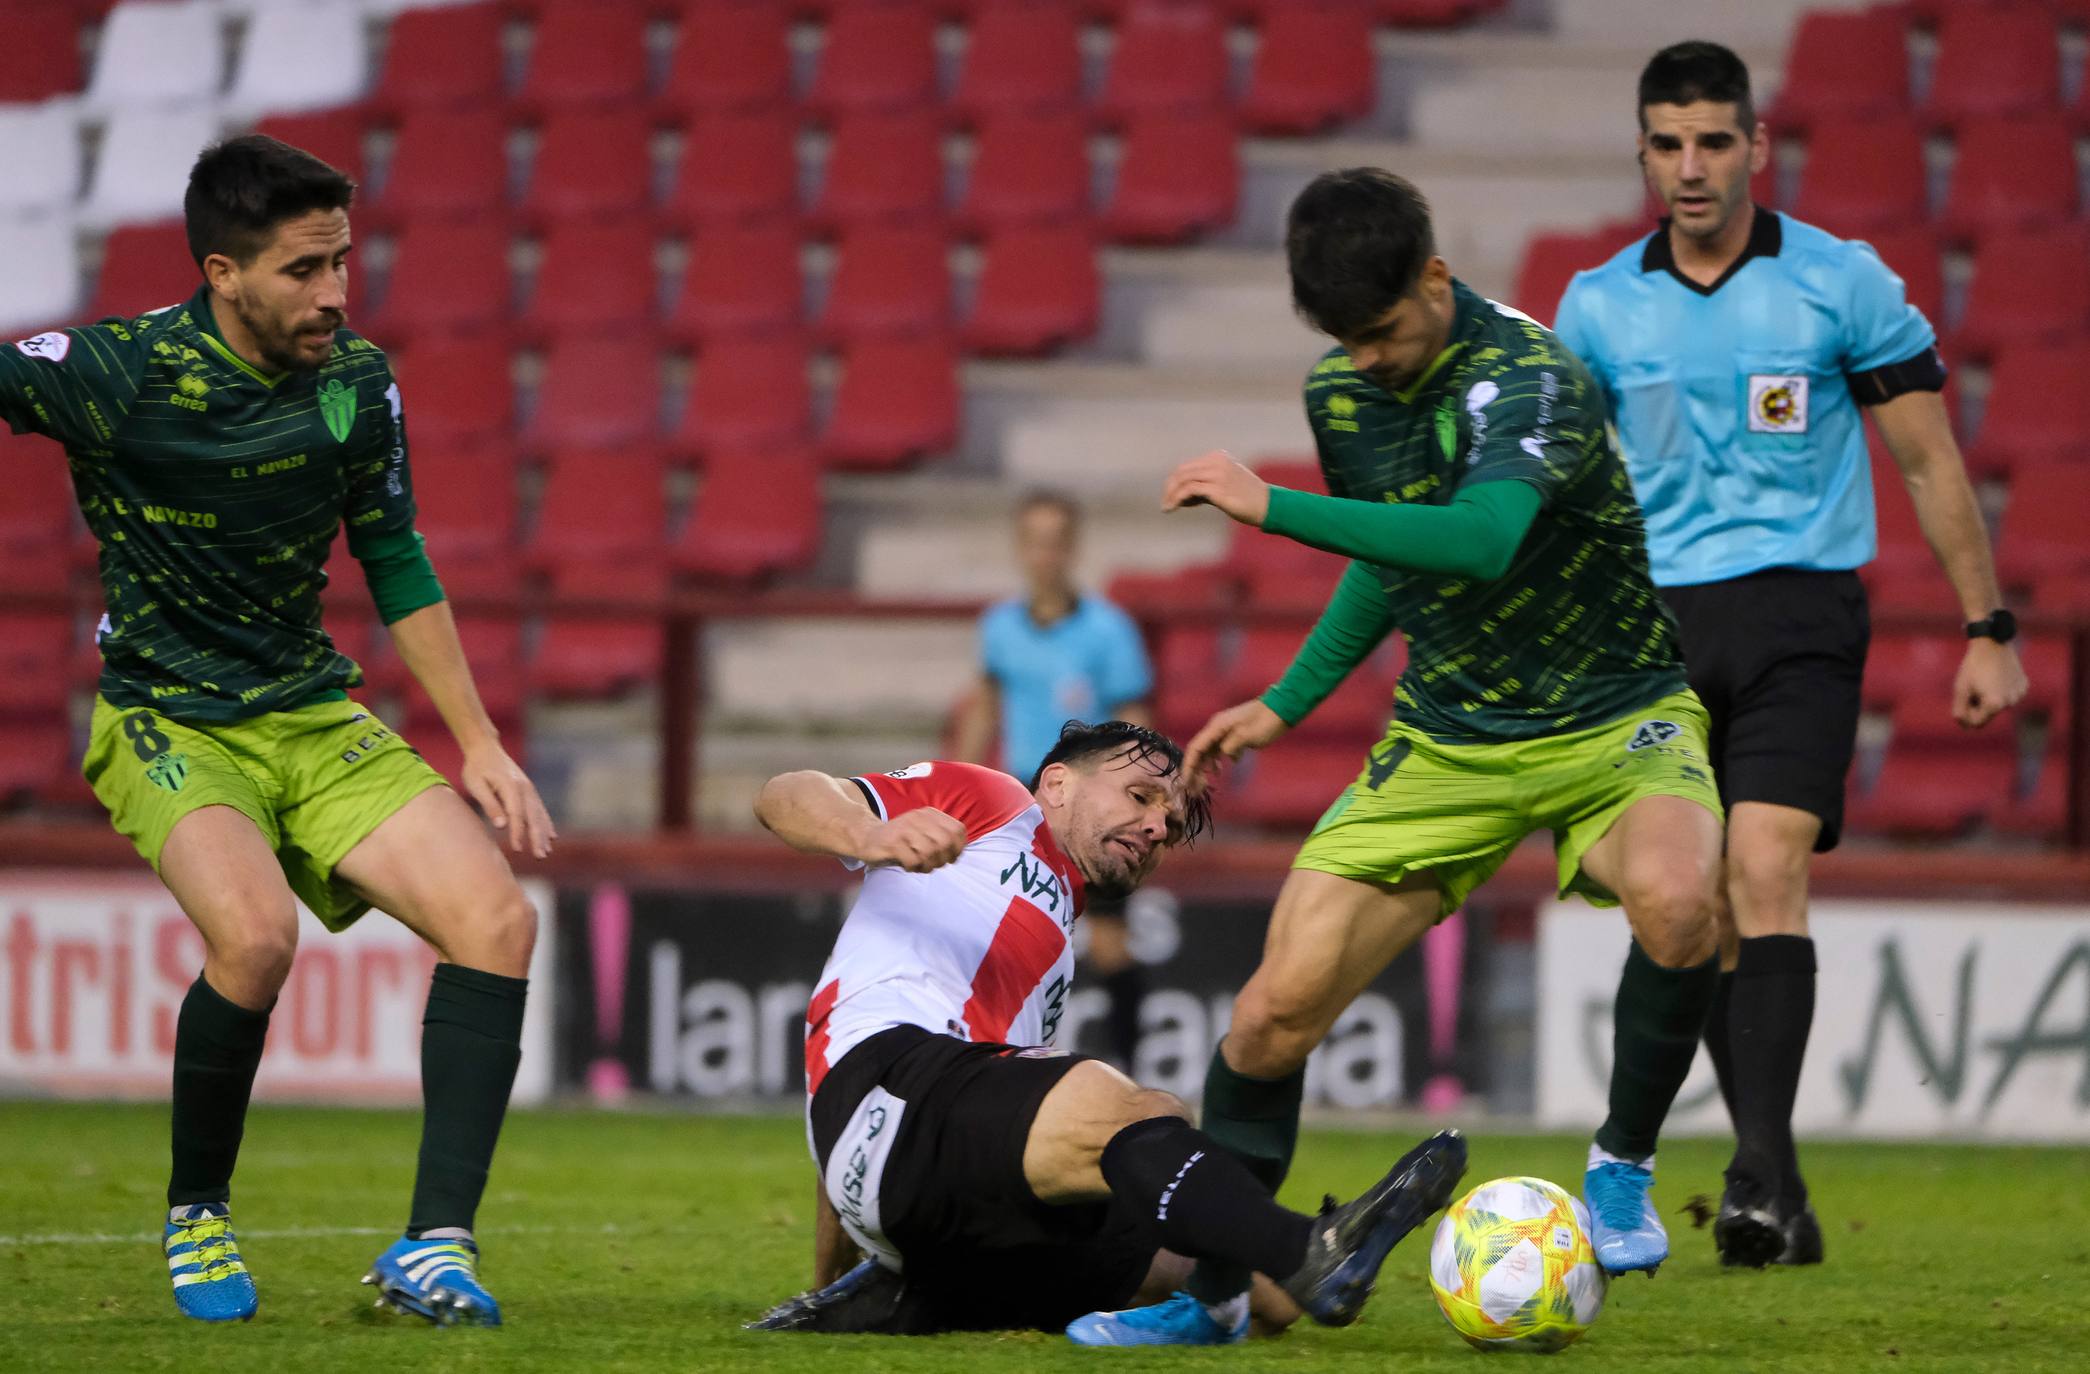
[1953,640,2029,730]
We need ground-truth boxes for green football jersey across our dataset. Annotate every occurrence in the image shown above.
[1305,279,1686,742]
[0,286,417,723]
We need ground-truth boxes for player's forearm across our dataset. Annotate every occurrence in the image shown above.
[385,601,505,753]
[1260,561,1398,726]
[1260,480,1541,579]
[754,771,880,860]
[1876,394,2004,618]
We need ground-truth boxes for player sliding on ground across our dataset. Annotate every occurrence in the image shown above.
[1068,169,1727,1347]
[744,721,1467,1339]
[0,137,551,1326]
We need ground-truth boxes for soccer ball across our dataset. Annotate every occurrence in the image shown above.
[1428,1175,1608,1353]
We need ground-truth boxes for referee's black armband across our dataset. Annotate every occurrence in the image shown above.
[1846,346,1947,406]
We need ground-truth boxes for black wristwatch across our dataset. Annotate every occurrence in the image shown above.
[1965,609,2017,644]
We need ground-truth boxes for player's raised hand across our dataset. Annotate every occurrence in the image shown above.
[461,742,558,860]
[861,807,969,873]
[1183,697,1290,789]
[1952,639,2028,729]
[1162,449,1271,527]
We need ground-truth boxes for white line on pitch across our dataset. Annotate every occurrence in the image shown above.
[0,1222,624,1247]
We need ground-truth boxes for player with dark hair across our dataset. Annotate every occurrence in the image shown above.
[0,134,550,1326]
[746,720,1467,1339]
[1554,41,2026,1268]
[1072,167,1726,1346]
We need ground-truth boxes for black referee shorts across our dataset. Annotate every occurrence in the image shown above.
[809,1025,1157,1333]
[1661,568,1870,851]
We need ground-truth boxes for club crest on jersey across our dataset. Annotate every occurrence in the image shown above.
[318,377,356,442]
[145,751,190,793]
[1627,719,1682,752]
[13,331,69,362]
[1747,373,1809,434]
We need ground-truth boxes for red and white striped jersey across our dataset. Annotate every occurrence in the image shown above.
[803,760,1087,1097]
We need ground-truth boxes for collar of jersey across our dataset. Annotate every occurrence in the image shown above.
[190,287,289,388]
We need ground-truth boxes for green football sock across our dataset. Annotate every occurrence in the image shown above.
[407,964,528,1237]
[1595,941,1718,1161]
[1184,1046,1305,1305]
[167,976,273,1208]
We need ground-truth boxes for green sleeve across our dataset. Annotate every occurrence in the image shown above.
[0,324,148,447]
[1259,560,1399,727]
[1260,478,1543,581]
[355,527,447,625]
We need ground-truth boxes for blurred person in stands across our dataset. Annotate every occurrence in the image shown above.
[748,720,1466,1339]
[0,136,549,1326]
[1074,167,1726,1348]
[1553,41,2025,1269]
[955,490,1156,1070]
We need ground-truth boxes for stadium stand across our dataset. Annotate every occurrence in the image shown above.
[1766,6,1909,135]
[664,110,801,228]
[950,0,1084,123]
[666,223,804,341]
[957,110,1093,232]
[0,102,83,218]
[224,0,369,120]
[368,0,507,116]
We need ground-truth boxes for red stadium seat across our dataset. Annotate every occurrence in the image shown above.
[366,221,515,342]
[519,221,660,340]
[0,2,83,103]
[1106,112,1239,244]
[368,1,506,115]
[0,445,77,598]
[388,337,516,446]
[1992,748,2066,842]
[443,615,528,720]
[666,224,804,343]
[1999,461,2090,589]
[380,106,512,222]
[964,224,1099,356]
[514,0,651,111]
[0,612,73,716]
[1953,225,2090,361]
[818,226,951,343]
[87,221,201,320]
[1150,623,1231,741]
[528,448,670,572]
[1768,7,1910,135]
[1856,225,1944,332]
[958,111,1091,233]
[1938,113,2079,243]
[1241,3,1375,136]
[1374,0,1494,24]
[0,717,70,807]
[253,107,369,184]
[1512,219,1649,324]
[519,108,656,225]
[658,1,794,118]
[1967,343,2090,477]
[1864,632,1972,714]
[531,615,664,699]
[820,336,960,470]
[1847,741,2015,837]
[1790,115,1925,237]
[673,335,813,458]
[664,110,800,228]
[951,0,1082,123]
[525,336,666,450]
[673,445,823,583]
[409,442,520,600]
[1098,1,1228,124]
[1921,6,2061,128]
[813,110,946,231]
[808,1,938,117]
[1225,742,1364,830]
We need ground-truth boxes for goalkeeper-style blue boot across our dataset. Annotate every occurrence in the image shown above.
[362,1232,502,1327]
[1585,1151,1668,1275]
[165,1202,258,1322]
[1066,1291,1249,1347]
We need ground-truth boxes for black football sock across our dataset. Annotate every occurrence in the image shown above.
[1101,964,1145,1068]
[168,976,273,1208]
[1100,1117,1312,1284]
[407,964,528,1237]
[1704,968,1739,1127]
[1724,935,1817,1202]
[1184,1048,1305,1304]
[1594,941,1718,1161]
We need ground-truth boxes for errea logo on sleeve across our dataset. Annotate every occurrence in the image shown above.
[14,331,70,362]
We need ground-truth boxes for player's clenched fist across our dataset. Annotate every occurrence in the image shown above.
[1183,698,1290,789]
[861,807,969,872]
[1162,449,1271,527]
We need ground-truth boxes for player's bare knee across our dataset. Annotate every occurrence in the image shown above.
[477,882,537,973]
[1725,845,1810,935]
[1628,887,1717,967]
[1120,1087,1189,1130]
[209,920,298,999]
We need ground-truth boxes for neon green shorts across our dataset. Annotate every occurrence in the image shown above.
[84,694,448,931]
[1292,688,1723,917]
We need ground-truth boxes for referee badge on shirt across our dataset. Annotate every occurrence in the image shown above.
[1747,373,1810,434]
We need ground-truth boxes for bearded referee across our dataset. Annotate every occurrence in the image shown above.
[1553,42,2027,1269]
[0,136,551,1325]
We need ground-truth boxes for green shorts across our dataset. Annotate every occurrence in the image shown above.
[84,694,448,931]
[1292,689,1723,917]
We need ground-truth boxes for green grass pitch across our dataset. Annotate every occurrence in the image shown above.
[3,1102,2082,1372]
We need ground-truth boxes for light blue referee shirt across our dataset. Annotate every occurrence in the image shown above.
[980,595,1153,781]
[1553,210,1942,587]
